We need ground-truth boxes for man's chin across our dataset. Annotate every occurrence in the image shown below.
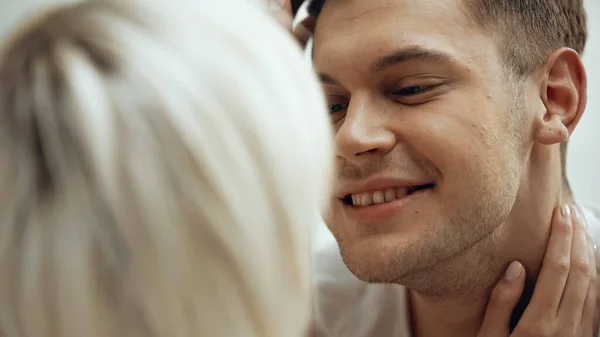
[340,247,457,297]
[335,229,468,288]
[338,239,423,284]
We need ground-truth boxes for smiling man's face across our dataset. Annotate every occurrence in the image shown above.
[313,0,532,289]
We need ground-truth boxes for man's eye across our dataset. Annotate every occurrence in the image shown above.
[392,85,429,96]
[329,103,349,114]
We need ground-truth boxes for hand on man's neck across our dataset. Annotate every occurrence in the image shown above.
[406,234,512,337]
[408,287,490,337]
[408,153,572,337]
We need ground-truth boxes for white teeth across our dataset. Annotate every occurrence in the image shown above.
[384,189,396,202]
[350,189,403,206]
[348,185,432,206]
[396,187,408,199]
[373,191,385,204]
[360,193,373,206]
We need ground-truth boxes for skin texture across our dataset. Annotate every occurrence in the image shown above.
[264,0,313,45]
[477,205,598,337]
[312,0,587,335]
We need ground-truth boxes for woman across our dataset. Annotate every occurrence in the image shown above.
[0,1,332,336]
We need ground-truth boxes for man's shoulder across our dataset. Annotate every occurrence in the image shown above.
[579,204,600,337]
[580,203,600,246]
[313,240,411,337]
[581,203,600,220]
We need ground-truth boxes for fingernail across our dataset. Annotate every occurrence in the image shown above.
[560,204,572,225]
[504,261,523,281]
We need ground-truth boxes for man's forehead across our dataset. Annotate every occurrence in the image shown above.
[312,0,485,66]
[312,0,500,84]
[316,0,465,24]
[313,0,475,51]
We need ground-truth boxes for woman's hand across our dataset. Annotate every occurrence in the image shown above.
[263,0,314,46]
[264,0,293,31]
[478,205,598,337]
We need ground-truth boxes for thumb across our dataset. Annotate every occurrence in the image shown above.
[267,0,293,31]
[478,261,526,337]
[268,0,292,15]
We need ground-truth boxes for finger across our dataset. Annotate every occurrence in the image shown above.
[580,229,597,335]
[281,0,293,15]
[292,23,312,47]
[478,261,526,337]
[298,16,316,32]
[267,0,293,15]
[292,9,315,47]
[557,205,591,325]
[270,9,294,31]
[267,0,294,31]
[525,204,573,318]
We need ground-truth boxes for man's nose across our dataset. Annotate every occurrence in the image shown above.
[335,98,395,162]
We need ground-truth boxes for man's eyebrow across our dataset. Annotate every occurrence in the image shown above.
[372,47,456,72]
[316,47,456,85]
[318,72,339,85]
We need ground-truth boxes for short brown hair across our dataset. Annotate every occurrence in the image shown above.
[308,0,587,188]
[463,0,587,189]
[309,0,587,71]
[463,0,587,75]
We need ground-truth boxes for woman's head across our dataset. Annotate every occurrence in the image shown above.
[0,1,333,336]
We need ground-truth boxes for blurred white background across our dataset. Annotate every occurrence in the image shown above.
[1,0,598,207]
[571,0,600,207]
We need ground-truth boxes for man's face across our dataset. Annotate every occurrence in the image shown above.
[313,0,531,286]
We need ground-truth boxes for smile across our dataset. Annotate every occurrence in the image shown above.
[342,184,435,207]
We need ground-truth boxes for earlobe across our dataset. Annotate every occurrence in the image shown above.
[535,114,569,145]
[534,48,587,145]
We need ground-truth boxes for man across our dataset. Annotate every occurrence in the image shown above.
[296,0,600,336]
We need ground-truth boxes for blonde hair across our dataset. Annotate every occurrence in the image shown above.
[0,1,333,337]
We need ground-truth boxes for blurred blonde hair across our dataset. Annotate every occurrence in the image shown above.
[0,1,333,337]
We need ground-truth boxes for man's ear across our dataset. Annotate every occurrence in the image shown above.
[534,48,587,145]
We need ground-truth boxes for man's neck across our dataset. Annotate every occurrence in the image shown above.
[408,281,537,337]
[406,189,573,337]
[405,234,509,337]
[404,145,573,337]
[408,288,488,337]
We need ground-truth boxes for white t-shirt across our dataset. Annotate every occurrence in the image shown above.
[313,204,600,337]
